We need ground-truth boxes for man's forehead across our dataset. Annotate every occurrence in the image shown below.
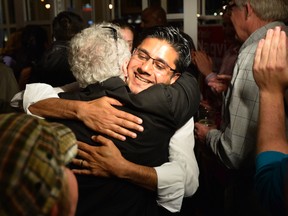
[138,38,172,53]
[137,37,178,64]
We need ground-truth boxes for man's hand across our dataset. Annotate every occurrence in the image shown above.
[253,27,288,95]
[253,26,288,154]
[72,136,128,177]
[72,135,157,191]
[76,97,144,141]
[194,122,216,143]
[208,74,232,94]
[192,50,213,77]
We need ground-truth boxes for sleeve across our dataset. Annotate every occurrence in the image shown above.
[169,72,200,127]
[255,151,288,215]
[135,72,200,129]
[10,83,60,114]
[205,50,259,170]
[11,82,80,117]
[23,83,61,116]
[154,117,199,212]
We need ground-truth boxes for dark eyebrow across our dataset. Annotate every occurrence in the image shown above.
[137,47,171,66]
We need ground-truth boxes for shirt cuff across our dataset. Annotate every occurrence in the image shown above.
[205,72,217,84]
[23,83,60,117]
[155,163,185,212]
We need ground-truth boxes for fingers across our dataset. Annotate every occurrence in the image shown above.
[266,28,281,69]
[257,27,281,70]
[278,30,287,68]
[76,141,97,160]
[72,169,92,175]
[77,140,94,153]
[261,28,274,64]
[253,39,265,73]
[102,96,124,106]
[105,97,143,125]
[107,100,144,134]
[208,80,228,93]
[85,96,144,140]
[101,127,136,141]
[72,158,87,168]
[253,27,288,91]
[91,135,112,147]
[113,108,143,125]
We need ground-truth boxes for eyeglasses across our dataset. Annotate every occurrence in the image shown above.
[102,26,120,70]
[102,26,118,42]
[132,48,176,74]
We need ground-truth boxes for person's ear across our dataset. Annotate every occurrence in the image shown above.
[245,2,253,20]
[170,72,181,84]
[122,59,129,78]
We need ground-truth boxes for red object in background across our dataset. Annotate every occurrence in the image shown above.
[198,25,228,71]
[197,25,230,115]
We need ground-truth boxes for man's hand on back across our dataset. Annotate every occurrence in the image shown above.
[76,96,144,141]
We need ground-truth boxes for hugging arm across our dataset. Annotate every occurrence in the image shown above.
[29,96,143,141]
[155,117,199,212]
[73,72,200,212]
[73,117,198,212]
[11,83,143,140]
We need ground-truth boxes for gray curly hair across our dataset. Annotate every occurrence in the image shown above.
[68,22,131,88]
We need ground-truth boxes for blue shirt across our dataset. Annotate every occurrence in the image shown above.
[255,151,288,215]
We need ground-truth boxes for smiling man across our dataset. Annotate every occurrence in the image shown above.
[126,45,180,93]
[12,24,200,215]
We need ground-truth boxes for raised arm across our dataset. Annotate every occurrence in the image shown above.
[253,27,288,154]
[252,26,288,215]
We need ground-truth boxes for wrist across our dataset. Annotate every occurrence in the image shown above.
[205,72,217,84]
[259,90,284,101]
[115,159,135,179]
[74,100,88,121]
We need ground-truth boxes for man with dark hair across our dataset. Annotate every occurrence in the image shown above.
[12,24,200,215]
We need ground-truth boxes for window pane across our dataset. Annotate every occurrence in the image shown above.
[205,0,223,15]
[8,0,15,23]
[121,0,142,15]
[0,0,15,24]
[167,0,183,13]
[148,0,161,7]
[0,0,7,24]
[25,0,51,21]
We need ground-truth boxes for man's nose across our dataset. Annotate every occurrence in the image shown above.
[140,58,154,73]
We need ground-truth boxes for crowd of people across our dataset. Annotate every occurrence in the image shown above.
[1,1,288,216]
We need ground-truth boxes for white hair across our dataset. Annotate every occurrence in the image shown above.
[68,22,131,88]
[235,0,288,21]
